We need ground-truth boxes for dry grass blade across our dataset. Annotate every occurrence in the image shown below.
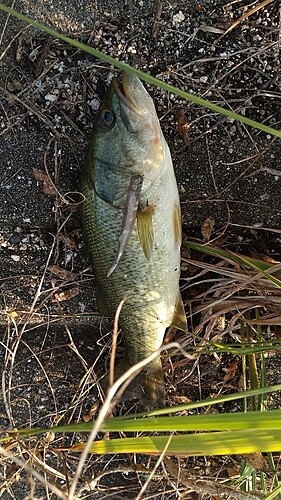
[0,25,28,60]
[0,85,58,133]
[109,298,125,387]
[181,245,281,359]
[224,0,275,36]
[0,0,15,48]
[152,0,162,40]
[184,257,281,314]
[0,445,67,499]
[247,314,281,325]
[164,457,262,500]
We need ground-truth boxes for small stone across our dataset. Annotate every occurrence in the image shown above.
[9,233,21,245]
[200,75,208,83]
[11,254,20,262]
[45,93,58,102]
[173,11,185,24]
[89,98,100,111]
[79,302,86,313]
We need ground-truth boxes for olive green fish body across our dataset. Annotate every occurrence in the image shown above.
[80,72,185,407]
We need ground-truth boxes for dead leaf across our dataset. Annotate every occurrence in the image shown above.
[53,287,79,302]
[16,33,24,63]
[7,79,22,92]
[226,465,239,477]
[58,233,78,250]
[64,202,80,213]
[174,108,191,146]
[263,256,280,264]
[195,2,203,12]
[223,357,240,382]
[33,168,56,196]
[84,401,100,422]
[241,453,270,472]
[44,432,55,444]
[201,216,215,242]
[6,310,20,319]
[48,265,76,281]
[83,412,92,423]
[171,394,191,404]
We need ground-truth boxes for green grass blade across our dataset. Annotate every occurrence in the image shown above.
[183,241,281,275]
[265,484,281,500]
[257,308,267,411]
[240,258,281,289]
[2,403,281,442]
[241,321,248,413]
[72,428,281,456]
[99,409,281,432]
[198,342,280,356]
[260,472,266,496]
[1,387,280,443]
[0,4,280,138]
[267,453,281,498]
[238,460,255,485]
[245,319,259,411]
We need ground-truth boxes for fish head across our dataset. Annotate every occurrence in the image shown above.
[91,71,166,205]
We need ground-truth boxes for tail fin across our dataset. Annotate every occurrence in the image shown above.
[102,358,165,410]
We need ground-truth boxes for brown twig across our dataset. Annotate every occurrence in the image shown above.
[224,0,275,36]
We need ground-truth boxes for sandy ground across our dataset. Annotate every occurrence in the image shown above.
[0,0,280,498]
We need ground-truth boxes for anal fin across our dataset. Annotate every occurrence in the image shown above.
[171,291,187,331]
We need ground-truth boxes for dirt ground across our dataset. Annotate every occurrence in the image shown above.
[0,0,280,498]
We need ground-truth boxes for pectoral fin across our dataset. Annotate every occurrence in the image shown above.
[137,205,154,258]
[171,292,187,331]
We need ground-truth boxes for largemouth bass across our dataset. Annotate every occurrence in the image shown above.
[80,71,186,408]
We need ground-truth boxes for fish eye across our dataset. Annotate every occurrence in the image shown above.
[97,108,115,130]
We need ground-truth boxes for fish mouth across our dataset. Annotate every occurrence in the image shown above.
[112,71,143,115]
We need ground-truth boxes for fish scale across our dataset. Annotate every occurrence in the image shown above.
[80,71,186,408]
